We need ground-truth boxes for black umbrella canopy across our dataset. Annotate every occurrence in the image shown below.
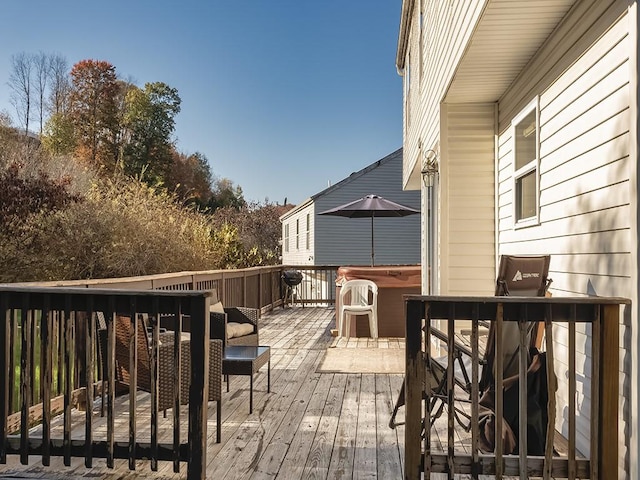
[318,194,420,218]
[318,194,420,265]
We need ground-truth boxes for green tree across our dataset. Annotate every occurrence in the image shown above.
[41,112,76,156]
[210,201,292,267]
[207,177,246,211]
[122,82,181,183]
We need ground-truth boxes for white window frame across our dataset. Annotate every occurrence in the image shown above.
[295,219,300,250]
[284,223,289,253]
[512,97,540,228]
[305,213,310,250]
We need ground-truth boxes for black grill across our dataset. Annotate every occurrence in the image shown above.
[282,270,303,287]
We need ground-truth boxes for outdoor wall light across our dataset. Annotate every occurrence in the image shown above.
[421,149,439,187]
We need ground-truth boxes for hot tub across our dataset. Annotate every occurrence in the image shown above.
[335,265,421,338]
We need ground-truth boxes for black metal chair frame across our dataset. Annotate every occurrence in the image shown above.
[389,254,552,431]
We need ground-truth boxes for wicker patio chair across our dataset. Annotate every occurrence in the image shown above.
[209,304,260,348]
[96,312,223,442]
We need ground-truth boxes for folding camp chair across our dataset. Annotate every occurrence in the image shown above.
[389,254,552,431]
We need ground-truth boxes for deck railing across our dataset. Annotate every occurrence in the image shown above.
[17,265,340,311]
[0,286,213,479]
[0,265,339,479]
[404,295,630,480]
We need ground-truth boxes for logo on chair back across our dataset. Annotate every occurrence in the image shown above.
[512,270,540,282]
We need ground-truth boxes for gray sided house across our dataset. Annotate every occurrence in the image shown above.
[280,148,420,266]
[397,1,638,477]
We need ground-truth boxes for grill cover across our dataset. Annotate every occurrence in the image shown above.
[282,270,303,286]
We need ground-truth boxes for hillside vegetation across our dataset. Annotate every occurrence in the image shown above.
[0,58,287,282]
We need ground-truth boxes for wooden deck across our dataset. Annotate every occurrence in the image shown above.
[0,306,409,479]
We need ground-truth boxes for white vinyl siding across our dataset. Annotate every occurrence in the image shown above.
[281,203,314,265]
[401,1,486,189]
[440,103,496,295]
[497,5,630,473]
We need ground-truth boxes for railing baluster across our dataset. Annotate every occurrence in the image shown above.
[544,304,556,480]
[173,297,182,473]
[423,302,431,479]
[494,302,504,479]
[568,304,577,480]
[29,308,36,407]
[446,303,455,479]
[471,302,479,480]
[57,310,63,398]
[0,294,8,463]
[150,296,160,471]
[84,298,94,468]
[518,306,528,479]
[8,309,16,417]
[20,296,31,465]
[128,300,138,470]
[106,298,116,469]
[42,296,52,466]
[63,298,72,466]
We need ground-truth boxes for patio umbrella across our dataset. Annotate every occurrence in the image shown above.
[318,194,420,266]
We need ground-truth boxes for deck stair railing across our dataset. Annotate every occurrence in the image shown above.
[0,286,213,480]
[404,295,629,480]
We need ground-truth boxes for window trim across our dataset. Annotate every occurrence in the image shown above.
[512,97,540,228]
[284,223,290,253]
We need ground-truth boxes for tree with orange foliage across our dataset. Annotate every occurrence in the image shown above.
[68,59,120,171]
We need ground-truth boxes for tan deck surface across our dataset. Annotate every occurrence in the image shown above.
[0,306,410,479]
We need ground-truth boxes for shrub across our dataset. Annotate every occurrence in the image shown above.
[0,177,219,282]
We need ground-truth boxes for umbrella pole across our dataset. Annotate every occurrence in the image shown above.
[371,215,375,266]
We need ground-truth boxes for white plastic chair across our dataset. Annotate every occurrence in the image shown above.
[338,279,379,338]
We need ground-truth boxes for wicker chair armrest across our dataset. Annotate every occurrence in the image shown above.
[175,338,223,403]
[156,338,190,409]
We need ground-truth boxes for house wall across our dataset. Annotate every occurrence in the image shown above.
[281,202,315,266]
[314,151,421,266]
[400,0,487,291]
[439,103,496,295]
[496,1,631,474]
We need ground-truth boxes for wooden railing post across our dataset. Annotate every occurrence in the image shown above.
[598,304,619,477]
[405,298,424,479]
[187,292,211,480]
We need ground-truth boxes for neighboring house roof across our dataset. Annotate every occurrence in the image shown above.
[280,148,403,221]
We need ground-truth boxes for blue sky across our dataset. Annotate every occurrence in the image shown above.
[0,1,403,205]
